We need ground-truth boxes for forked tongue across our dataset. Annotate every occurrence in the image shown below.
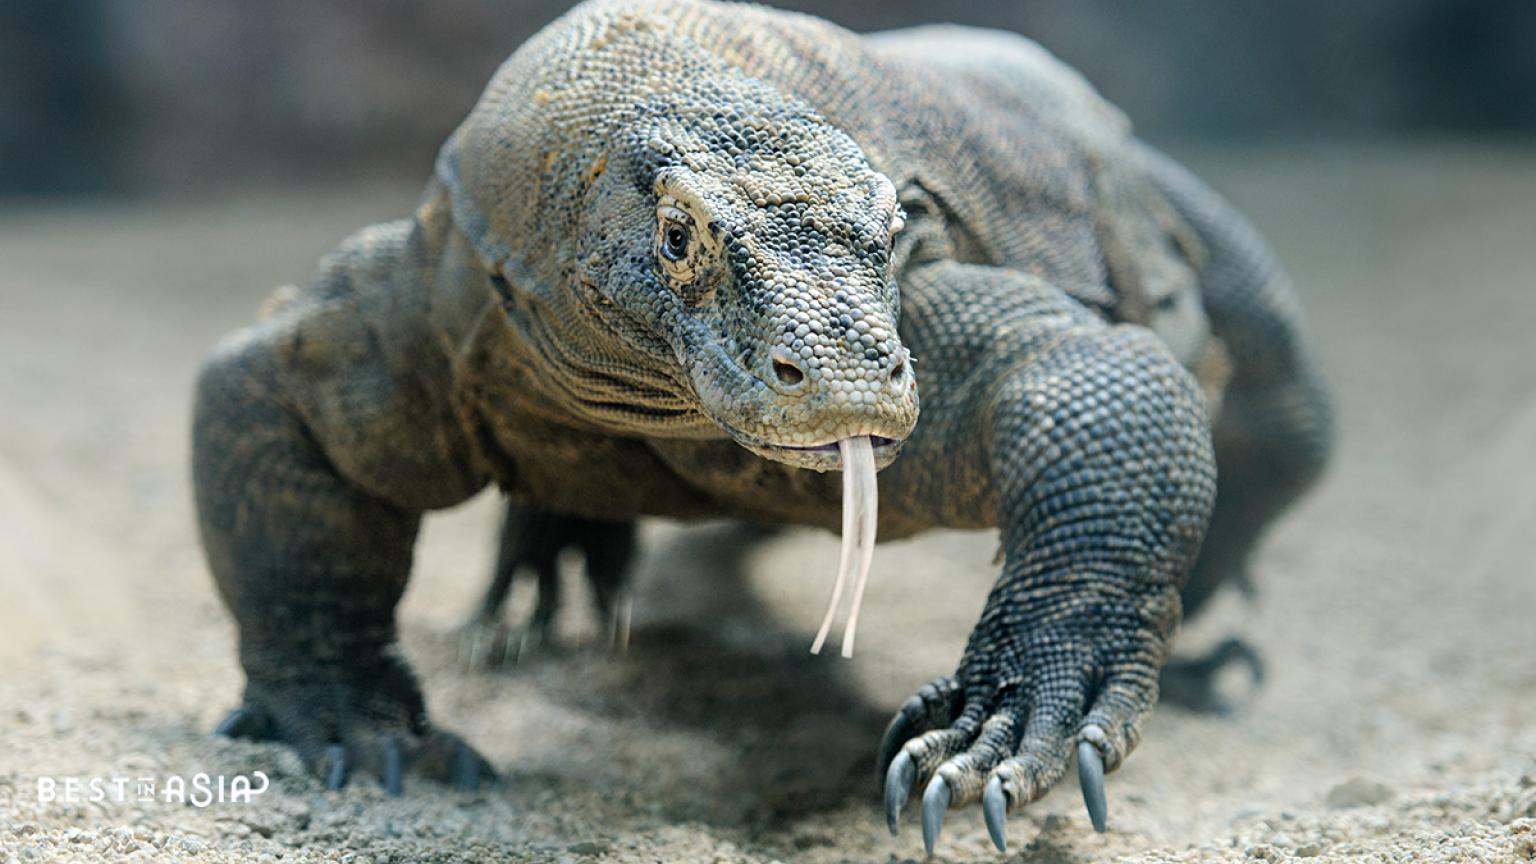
[809,436,879,658]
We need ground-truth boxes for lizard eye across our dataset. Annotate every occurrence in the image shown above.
[662,223,690,261]
[655,204,696,268]
[655,201,709,295]
[653,197,715,302]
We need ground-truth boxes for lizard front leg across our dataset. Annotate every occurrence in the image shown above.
[881,262,1216,852]
[195,221,495,794]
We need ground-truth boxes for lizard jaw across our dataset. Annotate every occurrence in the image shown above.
[775,435,902,453]
[761,435,903,472]
[730,431,905,472]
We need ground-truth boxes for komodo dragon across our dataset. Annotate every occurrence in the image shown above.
[193,0,1332,853]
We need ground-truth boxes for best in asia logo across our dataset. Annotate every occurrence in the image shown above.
[37,772,271,807]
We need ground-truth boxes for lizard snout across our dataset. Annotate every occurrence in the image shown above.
[758,341,909,399]
[768,347,810,393]
[760,339,914,402]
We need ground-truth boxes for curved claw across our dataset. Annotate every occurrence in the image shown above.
[467,626,495,671]
[920,775,951,855]
[382,737,404,797]
[877,678,962,783]
[983,775,1009,852]
[451,741,490,791]
[214,706,270,740]
[884,751,916,835]
[324,744,349,791]
[877,710,915,785]
[1077,740,1107,832]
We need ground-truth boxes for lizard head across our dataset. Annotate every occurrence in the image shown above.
[440,16,919,472]
[573,104,920,471]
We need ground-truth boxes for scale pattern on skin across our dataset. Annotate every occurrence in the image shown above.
[192,0,1332,854]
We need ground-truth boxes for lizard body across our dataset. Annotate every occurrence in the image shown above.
[195,0,1330,852]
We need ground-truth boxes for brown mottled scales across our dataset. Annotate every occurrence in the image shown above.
[193,0,1331,853]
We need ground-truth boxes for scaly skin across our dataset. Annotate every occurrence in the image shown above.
[193,0,1330,852]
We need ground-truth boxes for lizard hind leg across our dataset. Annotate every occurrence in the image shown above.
[459,504,551,670]
[462,505,642,668]
[1138,142,1334,714]
[580,518,638,653]
[1158,636,1266,715]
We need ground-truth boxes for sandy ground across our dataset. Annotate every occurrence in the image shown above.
[2,141,1534,863]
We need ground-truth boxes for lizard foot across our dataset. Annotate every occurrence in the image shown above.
[216,653,496,795]
[881,628,1152,854]
[459,614,550,671]
[1158,636,1264,715]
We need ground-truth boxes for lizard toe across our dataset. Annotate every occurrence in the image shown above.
[308,723,495,795]
[876,675,962,784]
[322,744,349,791]
[882,620,1168,853]
[215,651,496,796]
[881,685,1034,850]
[459,615,551,672]
[214,705,275,741]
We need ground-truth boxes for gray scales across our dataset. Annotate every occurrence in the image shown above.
[192,0,1331,855]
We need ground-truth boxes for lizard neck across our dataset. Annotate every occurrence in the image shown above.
[465,255,725,441]
[418,183,726,444]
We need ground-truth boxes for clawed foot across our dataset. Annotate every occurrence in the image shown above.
[1159,636,1265,715]
[215,655,496,795]
[459,614,550,671]
[606,590,634,655]
[880,623,1156,854]
[879,682,1111,854]
[459,597,632,671]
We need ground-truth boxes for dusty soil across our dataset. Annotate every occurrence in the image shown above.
[2,142,1534,863]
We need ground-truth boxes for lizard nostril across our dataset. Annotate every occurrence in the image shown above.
[889,355,907,381]
[773,357,806,387]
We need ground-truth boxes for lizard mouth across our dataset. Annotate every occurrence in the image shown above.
[773,436,903,453]
[727,429,906,472]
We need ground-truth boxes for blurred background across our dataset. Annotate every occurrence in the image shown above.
[3,2,1535,862]
[3,0,1535,197]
